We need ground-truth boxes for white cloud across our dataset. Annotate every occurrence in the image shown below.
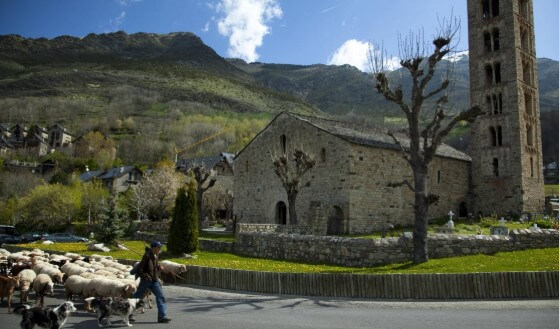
[328,39,400,72]
[117,0,141,6]
[202,22,210,32]
[215,0,282,62]
[104,11,126,33]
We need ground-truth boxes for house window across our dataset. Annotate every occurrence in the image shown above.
[482,0,490,18]
[519,0,529,19]
[280,134,287,154]
[321,148,326,163]
[493,158,499,176]
[492,94,499,115]
[489,127,497,146]
[128,172,133,181]
[494,62,501,83]
[484,32,492,53]
[498,93,503,113]
[526,124,533,146]
[491,0,499,17]
[530,157,534,177]
[437,170,442,184]
[523,61,532,85]
[245,160,249,173]
[497,126,503,146]
[525,91,533,116]
[485,65,494,85]
[521,29,530,53]
[486,95,492,114]
[492,29,500,51]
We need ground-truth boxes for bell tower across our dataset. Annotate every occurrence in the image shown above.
[468,0,544,215]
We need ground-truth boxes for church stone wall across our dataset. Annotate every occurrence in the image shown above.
[233,114,352,228]
[348,144,471,232]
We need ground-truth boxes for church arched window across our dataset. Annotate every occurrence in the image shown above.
[489,127,497,146]
[280,134,287,154]
[493,158,499,176]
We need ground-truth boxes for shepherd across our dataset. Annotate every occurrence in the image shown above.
[132,241,171,323]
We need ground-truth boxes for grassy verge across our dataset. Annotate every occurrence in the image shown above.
[14,241,559,274]
[546,184,559,196]
[199,231,235,242]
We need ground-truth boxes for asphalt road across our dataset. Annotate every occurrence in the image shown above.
[1,284,558,329]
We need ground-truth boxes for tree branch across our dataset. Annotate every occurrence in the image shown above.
[387,180,415,192]
[386,131,411,163]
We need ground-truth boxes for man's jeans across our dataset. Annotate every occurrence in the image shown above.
[134,279,167,320]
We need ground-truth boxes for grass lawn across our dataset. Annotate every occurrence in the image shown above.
[14,241,559,274]
[348,219,530,239]
[545,184,559,196]
[199,231,235,242]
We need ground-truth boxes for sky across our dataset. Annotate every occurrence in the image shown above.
[0,0,558,71]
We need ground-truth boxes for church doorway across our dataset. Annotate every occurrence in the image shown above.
[327,206,345,235]
[276,201,287,225]
[459,202,468,218]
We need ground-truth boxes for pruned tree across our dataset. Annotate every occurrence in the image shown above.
[80,180,109,224]
[271,146,316,225]
[126,184,150,221]
[188,164,216,227]
[369,17,484,264]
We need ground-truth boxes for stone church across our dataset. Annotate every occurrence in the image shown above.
[233,0,545,234]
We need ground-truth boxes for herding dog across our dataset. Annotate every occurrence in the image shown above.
[13,301,77,329]
[85,297,145,327]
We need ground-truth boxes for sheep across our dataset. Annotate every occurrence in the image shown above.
[90,254,113,261]
[160,260,187,283]
[33,274,54,307]
[9,262,32,276]
[17,269,36,303]
[79,272,99,280]
[64,252,82,261]
[0,275,20,313]
[39,267,65,284]
[64,275,91,301]
[31,256,49,264]
[93,270,120,279]
[8,253,31,262]
[33,262,58,275]
[74,260,93,268]
[86,277,136,298]
[0,248,11,256]
[61,263,93,278]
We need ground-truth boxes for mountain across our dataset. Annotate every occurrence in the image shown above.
[229,55,559,115]
[0,32,318,115]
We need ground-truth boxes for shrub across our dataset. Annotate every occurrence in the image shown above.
[532,219,553,229]
[479,217,496,228]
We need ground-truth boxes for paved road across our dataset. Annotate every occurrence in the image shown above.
[1,284,558,329]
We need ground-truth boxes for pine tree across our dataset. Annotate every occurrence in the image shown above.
[167,183,198,255]
[184,181,199,253]
[95,195,126,244]
[167,187,188,255]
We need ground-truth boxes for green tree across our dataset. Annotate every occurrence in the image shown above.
[18,183,82,230]
[95,195,126,244]
[167,186,188,255]
[168,183,198,254]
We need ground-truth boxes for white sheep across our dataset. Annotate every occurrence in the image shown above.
[39,267,64,284]
[33,274,54,307]
[161,260,187,283]
[8,253,31,262]
[0,248,10,256]
[61,263,93,278]
[86,277,136,298]
[90,254,113,262]
[64,275,91,300]
[79,272,99,280]
[64,252,82,261]
[73,260,93,268]
[17,269,36,303]
[33,262,57,275]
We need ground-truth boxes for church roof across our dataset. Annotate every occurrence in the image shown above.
[290,113,471,162]
[236,112,471,162]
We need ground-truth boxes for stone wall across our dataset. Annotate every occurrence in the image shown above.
[236,223,313,235]
[135,232,233,253]
[136,221,170,233]
[235,229,559,267]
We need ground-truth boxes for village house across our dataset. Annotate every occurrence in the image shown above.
[80,165,143,193]
[0,123,75,156]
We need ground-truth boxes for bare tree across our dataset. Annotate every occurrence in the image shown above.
[188,164,217,227]
[369,17,483,264]
[127,184,150,221]
[271,146,316,225]
[140,163,184,221]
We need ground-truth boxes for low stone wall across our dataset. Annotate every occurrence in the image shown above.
[136,220,170,233]
[199,239,234,253]
[235,229,559,267]
[237,223,313,235]
[136,232,168,243]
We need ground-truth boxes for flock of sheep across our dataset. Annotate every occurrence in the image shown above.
[0,247,187,314]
